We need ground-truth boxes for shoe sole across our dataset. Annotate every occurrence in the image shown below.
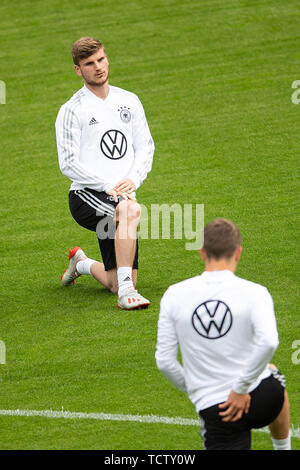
[117,302,150,311]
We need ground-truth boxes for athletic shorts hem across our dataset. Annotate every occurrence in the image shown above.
[68,189,139,271]
[199,371,286,450]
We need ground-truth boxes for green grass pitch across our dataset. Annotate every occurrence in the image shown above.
[0,0,299,450]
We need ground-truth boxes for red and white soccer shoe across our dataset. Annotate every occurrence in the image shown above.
[117,289,150,310]
[61,246,87,286]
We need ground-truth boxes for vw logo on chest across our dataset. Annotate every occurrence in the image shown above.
[100,129,127,160]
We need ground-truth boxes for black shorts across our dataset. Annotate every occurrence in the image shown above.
[199,368,286,450]
[69,188,138,271]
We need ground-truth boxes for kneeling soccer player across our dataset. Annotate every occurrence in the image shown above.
[156,218,291,450]
[55,37,154,310]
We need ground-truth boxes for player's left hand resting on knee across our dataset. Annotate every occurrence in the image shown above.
[218,390,251,422]
[114,178,136,194]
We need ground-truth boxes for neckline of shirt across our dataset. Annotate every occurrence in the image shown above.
[83,84,111,103]
[200,270,235,280]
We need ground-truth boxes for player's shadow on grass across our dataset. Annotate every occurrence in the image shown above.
[50,283,112,296]
[46,278,114,305]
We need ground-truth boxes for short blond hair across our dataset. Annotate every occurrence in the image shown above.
[72,37,104,65]
[203,218,242,260]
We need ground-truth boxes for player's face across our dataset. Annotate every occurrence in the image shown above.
[75,48,109,87]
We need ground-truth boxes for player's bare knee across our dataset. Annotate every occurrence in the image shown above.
[128,200,141,220]
[117,199,140,222]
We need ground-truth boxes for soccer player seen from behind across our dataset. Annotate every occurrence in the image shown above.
[55,37,154,310]
[156,218,291,450]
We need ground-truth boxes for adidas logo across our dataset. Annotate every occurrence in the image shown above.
[123,276,132,282]
[89,117,99,125]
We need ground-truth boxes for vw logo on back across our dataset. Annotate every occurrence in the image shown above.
[192,300,233,339]
[100,129,127,160]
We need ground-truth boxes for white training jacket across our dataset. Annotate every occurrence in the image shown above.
[55,84,154,193]
[155,270,279,412]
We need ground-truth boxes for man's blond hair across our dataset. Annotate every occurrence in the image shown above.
[72,37,104,65]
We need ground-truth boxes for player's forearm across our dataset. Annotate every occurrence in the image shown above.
[129,137,154,189]
[234,290,279,394]
[233,338,278,394]
[59,156,112,193]
[155,355,187,392]
[155,292,187,391]
[155,326,187,393]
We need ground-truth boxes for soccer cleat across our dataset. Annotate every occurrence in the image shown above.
[117,289,150,310]
[61,246,87,286]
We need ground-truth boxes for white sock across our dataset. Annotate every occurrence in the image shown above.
[271,432,291,450]
[117,267,134,297]
[76,258,96,276]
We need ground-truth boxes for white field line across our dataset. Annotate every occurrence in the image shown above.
[0,409,299,439]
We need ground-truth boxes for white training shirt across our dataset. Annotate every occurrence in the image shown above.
[55,84,154,193]
[155,270,279,412]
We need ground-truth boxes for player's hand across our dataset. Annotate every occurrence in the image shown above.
[107,188,119,203]
[107,188,135,202]
[218,390,251,422]
[114,178,136,194]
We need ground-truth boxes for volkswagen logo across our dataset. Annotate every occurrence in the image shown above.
[100,129,127,160]
[192,300,233,339]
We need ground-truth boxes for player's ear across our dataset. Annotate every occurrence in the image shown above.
[199,248,207,262]
[74,64,82,77]
[235,246,242,262]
